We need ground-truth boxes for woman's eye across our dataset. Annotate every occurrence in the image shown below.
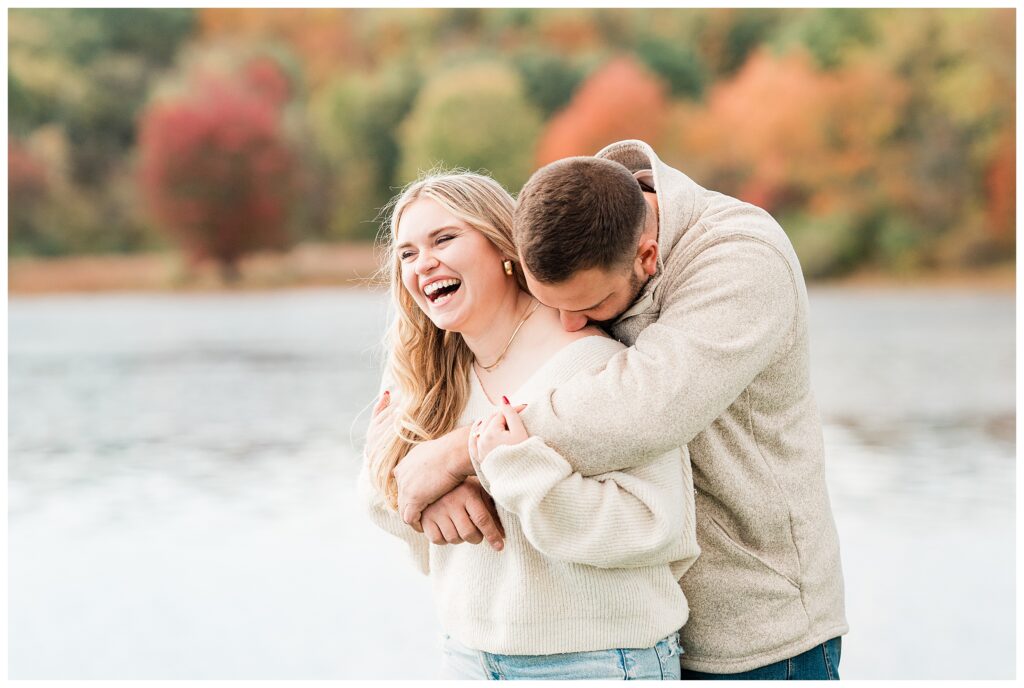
[400,251,415,261]
[436,235,454,245]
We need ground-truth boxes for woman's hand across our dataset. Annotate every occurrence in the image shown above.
[367,389,394,448]
[471,398,529,464]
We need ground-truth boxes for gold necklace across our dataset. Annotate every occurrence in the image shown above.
[476,298,542,372]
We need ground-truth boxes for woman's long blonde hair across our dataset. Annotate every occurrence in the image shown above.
[371,170,526,508]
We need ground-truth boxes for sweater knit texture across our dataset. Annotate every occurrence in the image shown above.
[517,140,849,673]
[358,335,700,655]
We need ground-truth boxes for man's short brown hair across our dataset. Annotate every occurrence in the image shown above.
[514,156,646,284]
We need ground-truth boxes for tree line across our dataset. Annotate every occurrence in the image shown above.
[8,8,1014,279]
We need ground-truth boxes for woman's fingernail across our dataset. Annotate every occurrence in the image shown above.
[502,395,510,405]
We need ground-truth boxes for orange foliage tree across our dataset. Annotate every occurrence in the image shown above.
[666,48,909,275]
[535,56,670,165]
[672,49,906,214]
[198,8,365,88]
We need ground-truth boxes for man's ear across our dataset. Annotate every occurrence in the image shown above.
[636,237,659,277]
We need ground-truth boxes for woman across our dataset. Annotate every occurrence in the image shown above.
[357,171,699,680]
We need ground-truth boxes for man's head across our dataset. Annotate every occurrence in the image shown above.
[514,156,659,331]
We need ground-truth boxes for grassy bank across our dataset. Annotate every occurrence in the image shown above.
[8,244,382,295]
[7,243,1015,295]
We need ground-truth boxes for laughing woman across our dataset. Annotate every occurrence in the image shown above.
[357,171,699,680]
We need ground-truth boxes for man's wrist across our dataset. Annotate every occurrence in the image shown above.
[445,425,475,479]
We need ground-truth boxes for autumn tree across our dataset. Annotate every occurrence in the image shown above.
[198,8,366,88]
[668,48,909,276]
[535,56,669,165]
[138,51,298,282]
[398,62,542,191]
[8,140,52,255]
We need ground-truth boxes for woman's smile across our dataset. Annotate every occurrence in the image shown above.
[397,197,511,334]
[423,277,463,307]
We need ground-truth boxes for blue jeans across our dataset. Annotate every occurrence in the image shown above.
[442,632,683,680]
[680,637,842,680]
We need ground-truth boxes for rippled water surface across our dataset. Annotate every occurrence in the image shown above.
[8,287,1015,679]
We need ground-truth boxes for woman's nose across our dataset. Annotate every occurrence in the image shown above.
[414,251,440,274]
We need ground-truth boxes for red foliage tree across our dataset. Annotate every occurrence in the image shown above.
[535,56,670,165]
[985,127,1015,243]
[138,64,297,281]
[8,140,48,201]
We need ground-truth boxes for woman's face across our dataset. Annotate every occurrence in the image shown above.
[395,196,510,334]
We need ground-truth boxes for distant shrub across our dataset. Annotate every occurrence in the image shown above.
[782,211,864,278]
[398,61,542,191]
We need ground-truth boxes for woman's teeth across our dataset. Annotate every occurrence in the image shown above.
[424,278,462,303]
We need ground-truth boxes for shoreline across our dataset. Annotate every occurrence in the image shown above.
[7,244,1015,296]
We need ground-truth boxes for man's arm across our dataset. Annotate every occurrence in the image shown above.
[393,406,522,527]
[519,237,799,475]
[366,392,504,548]
[392,425,473,526]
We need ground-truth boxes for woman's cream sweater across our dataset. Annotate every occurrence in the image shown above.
[357,335,700,655]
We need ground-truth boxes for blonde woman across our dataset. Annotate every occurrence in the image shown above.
[357,171,699,680]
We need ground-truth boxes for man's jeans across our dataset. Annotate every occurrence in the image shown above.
[680,637,842,680]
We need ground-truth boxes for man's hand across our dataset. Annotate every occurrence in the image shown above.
[394,425,474,529]
[421,477,505,551]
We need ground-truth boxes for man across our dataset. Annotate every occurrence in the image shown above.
[390,139,847,679]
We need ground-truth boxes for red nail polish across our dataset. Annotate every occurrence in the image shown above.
[502,395,510,405]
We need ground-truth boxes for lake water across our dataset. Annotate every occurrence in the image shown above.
[8,286,1015,679]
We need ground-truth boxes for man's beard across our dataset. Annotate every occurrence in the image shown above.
[592,267,650,330]
[627,267,648,304]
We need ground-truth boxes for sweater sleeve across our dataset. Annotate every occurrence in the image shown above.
[358,370,430,575]
[357,449,431,575]
[518,237,797,476]
[479,436,697,571]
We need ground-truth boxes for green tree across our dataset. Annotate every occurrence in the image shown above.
[773,8,876,70]
[720,9,783,75]
[398,62,542,191]
[311,61,423,240]
[511,48,586,117]
[8,9,195,256]
[634,37,707,99]
[9,9,195,184]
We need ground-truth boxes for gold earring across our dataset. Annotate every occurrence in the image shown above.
[503,259,514,276]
